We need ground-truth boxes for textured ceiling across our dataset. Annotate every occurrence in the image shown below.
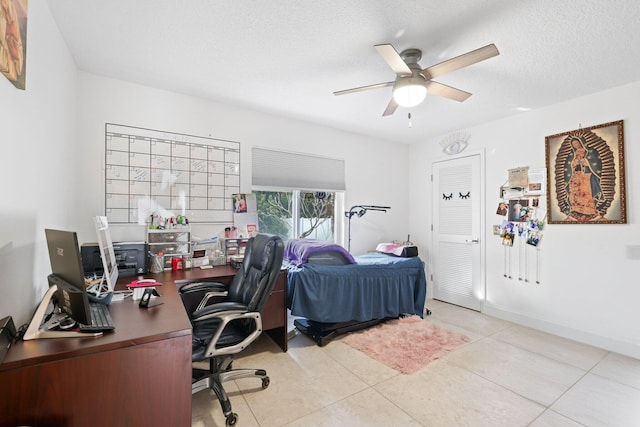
[47,0,640,145]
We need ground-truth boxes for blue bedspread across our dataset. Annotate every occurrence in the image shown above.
[287,252,427,323]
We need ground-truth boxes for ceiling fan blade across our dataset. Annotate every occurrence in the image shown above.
[382,97,399,116]
[426,81,472,102]
[422,43,499,79]
[374,44,412,76]
[333,81,394,96]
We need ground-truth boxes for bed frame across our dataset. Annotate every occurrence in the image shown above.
[293,317,389,346]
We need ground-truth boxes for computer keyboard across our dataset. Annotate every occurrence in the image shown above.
[79,303,115,332]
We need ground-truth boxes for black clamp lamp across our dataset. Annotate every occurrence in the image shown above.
[345,205,391,252]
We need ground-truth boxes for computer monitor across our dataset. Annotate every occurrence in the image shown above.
[45,229,92,325]
[92,215,119,296]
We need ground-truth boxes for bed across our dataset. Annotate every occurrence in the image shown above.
[285,239,428,345]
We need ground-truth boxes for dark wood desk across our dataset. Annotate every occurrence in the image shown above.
[0,281,192,427]
[0,265,287,427]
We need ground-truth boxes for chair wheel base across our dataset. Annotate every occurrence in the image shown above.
[226,412,238,426]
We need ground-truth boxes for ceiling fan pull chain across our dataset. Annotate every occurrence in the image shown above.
[408,112,412,128]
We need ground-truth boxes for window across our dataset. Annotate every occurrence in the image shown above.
[251,147,346,243]
[253,190,337,242]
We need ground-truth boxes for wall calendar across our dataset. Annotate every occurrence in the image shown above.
[105,123,240,224]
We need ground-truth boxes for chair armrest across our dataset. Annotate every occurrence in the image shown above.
[192,301,248,320]
[179,281,229,313]
[179,281,227,294]
[191,302,263,359]
[203,311,263,359]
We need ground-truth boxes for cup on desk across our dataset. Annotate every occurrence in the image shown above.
[171,256,183,271]
[182,254,192,269]
[150,253,164,273]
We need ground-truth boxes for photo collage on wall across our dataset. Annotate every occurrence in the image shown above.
[231,193,259,238]
[494,167,546,248]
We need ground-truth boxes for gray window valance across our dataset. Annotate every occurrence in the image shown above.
[252,147,345,191]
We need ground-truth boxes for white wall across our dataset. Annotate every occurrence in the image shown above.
[409,81,640,358]
[0,2,78,327]
[0,6,412,328]
[74,73,410,255]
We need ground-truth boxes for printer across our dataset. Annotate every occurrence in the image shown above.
[81,241,148,277]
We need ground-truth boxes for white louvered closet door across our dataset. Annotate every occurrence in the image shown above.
[432,153,483,311]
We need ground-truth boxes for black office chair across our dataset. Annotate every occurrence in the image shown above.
[179,233,284,426]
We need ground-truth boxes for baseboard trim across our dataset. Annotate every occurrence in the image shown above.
[482,303,640,360]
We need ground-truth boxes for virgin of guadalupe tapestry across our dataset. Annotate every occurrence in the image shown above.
[545,120,626,224]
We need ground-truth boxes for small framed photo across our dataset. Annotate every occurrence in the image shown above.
[526,230,542,247]
[502,233,515,247]
[508,199,529,222]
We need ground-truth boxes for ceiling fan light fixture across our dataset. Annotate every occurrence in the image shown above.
[393,77,427,108]
[335,43,498,116]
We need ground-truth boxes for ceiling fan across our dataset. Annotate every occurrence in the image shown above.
[334,43,499,116]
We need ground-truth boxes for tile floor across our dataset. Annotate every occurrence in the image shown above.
[191,300,640,426]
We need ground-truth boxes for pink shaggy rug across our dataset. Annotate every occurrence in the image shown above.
[342,316,469,374]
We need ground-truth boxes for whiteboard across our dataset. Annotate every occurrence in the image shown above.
[104,124,240,224]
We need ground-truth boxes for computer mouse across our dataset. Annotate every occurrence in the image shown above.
[59,317,77,330]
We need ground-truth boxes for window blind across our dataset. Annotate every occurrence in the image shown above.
[252,148,346,191]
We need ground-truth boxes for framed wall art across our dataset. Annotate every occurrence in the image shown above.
[545,120,626,224]
[0,0,28,90]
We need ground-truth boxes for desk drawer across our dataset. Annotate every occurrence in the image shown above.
[148,230,190,243]
[148,242,190,256]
